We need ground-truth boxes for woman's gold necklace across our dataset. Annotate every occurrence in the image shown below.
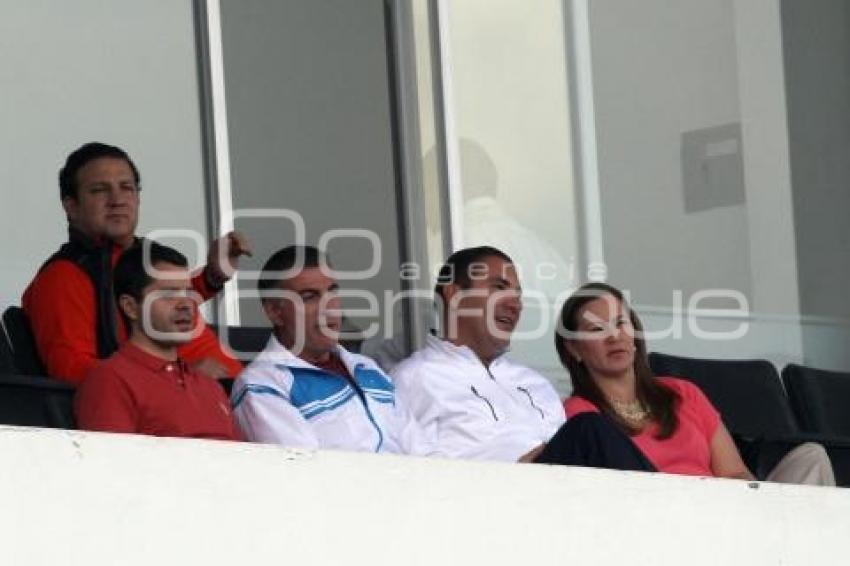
[609,398,649,425]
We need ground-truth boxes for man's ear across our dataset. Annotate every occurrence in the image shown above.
[118,294,140,324]
[441,283,462,309]
[61,196,78,223]
[262,299,283,327]
[437,283,464,339]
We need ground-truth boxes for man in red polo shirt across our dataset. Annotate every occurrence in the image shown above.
[22,142,250,383]
[75,241,241,440]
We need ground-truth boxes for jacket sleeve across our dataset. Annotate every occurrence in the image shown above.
[231,374,320,449]
[190,268,220,302]
[182,269,242,377]
[392,393,439,457]
[22,260,100,384]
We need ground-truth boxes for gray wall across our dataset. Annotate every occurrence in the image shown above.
[220,0,404,335]
[781,0,850,367]
[588,0,753,309]
[782,0,850,320]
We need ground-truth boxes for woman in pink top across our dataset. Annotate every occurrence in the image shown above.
[556,282,753,479]
[556,283,836,485]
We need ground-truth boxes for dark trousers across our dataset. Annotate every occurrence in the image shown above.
[535,412,656,472]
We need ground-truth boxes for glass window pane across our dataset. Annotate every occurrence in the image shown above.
[589,0,850,372]
[441,0,579,392]
[219,0,404,348]
[0,0,208,312]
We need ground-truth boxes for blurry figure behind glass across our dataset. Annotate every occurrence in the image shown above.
[424,138,574,302]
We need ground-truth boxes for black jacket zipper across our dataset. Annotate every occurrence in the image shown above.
[517,386,545,419]
[471,385,499,421]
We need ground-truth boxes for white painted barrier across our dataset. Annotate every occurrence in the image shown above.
[0,426,848,565]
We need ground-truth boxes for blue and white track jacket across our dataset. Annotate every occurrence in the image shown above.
[232,336,434,455]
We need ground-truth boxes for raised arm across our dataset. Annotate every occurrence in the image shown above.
[192,231,253,299]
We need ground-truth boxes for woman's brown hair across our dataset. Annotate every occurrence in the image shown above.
[554,282,680,439]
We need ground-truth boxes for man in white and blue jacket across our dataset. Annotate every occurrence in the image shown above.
[232,246,433,455]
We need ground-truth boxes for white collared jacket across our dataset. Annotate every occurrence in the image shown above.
[232,336,434,456]
[391,335,566,462]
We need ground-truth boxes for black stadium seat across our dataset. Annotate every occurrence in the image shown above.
[0,307,75,429]
[0,373,75,429]
[0,322,15,375]
[210,325,272,360]
[782,364,850,437]
[210,323,364,362]
[2,306,47,376]
[649,352,850,485]
[649,351,799,439]
[648,352,803,480]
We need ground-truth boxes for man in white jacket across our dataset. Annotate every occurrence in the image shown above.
[232,245,432,455]
[392,246,656,469]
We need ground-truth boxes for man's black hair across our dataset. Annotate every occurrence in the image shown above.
[434,245,514,300]
[114,241,189,306]
[258,245,328,298]
[59,142,141,201]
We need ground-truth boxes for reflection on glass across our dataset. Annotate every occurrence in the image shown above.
[425,139,575,301]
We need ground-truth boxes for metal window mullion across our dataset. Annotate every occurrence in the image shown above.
[429,0,464,254]
[384,0,429,352]
[196,0,240,326]
[567,0,605,280]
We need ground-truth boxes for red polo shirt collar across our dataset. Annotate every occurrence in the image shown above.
[120,342,189,375]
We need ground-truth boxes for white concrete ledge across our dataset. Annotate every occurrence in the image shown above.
[0,426,847,565]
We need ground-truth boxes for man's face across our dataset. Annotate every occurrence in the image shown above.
[263,266,342,359]
[444,255,523,359]
[62,157,140,247]
[123,262,196,346]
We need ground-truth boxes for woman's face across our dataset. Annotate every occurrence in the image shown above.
[565,294,637,380]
